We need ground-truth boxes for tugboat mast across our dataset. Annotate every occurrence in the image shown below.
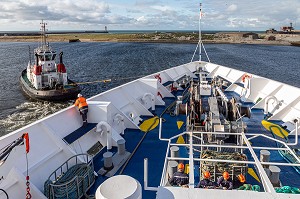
[40,20,48,50]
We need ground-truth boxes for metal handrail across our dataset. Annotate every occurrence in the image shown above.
[46,154,95,199]
[47,153,93,182]
[156,127,300,194]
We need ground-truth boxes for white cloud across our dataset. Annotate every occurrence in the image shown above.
[151,5,172,12]
[0,0,300,31]
[137,16,147,22]
[227,4,237,12]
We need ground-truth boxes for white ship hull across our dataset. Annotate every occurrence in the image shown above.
[1,61,300,199]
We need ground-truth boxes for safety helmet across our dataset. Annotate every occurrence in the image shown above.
[203,171,211,179]
[223,171,230,180]
[237,174,246,183]
[178,163,184,170]
[77,93,82,98]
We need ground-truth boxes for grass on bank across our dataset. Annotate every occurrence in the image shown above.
[0,32,214,42]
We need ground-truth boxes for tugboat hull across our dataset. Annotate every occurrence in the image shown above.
[20,69,80,101]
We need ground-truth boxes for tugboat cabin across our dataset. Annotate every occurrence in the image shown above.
[27,47,68,90]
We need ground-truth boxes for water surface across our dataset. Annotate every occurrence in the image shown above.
[0,42,299,135]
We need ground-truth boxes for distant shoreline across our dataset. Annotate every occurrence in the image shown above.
[0,32,299,46]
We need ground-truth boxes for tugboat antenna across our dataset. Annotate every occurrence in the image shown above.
[40,20,48,49]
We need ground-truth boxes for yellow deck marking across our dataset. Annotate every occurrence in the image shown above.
[248,168,261,183]
[185,164,190,174]
[176,135,185,144]
[243,141,252,145]
[261,120,289,138]
[177,121,184,129]
[139,116,159,132]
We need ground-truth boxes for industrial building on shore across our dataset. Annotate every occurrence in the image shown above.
[266,23,300,34]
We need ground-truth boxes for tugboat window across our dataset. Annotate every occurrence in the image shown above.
[52,54,56,60]
[45,54,52,61]
[39,55,44,61]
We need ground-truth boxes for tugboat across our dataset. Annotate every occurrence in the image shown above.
[19,21,80,101]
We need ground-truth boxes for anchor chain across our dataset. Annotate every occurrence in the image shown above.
[26,176,32,199]
[24,133,31,199]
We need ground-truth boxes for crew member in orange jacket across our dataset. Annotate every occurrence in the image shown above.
[74,93,88,126]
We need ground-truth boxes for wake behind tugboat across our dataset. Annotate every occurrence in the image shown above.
[0,101,71,136]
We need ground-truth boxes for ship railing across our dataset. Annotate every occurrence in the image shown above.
[157,129,300,195]
[246,133,300,164]
[44,154,95,199]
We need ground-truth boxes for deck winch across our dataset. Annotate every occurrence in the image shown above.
[172,75,251,185]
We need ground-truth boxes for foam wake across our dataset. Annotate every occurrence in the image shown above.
[0,101,72,136]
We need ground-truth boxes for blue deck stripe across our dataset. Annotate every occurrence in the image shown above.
[88,94,182,198]
[121,96,181,199]
[163,80,174,86]
[63,123,97,144]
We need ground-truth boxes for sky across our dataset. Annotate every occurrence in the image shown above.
[0,0,299,31]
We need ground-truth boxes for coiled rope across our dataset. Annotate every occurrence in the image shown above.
[44,163,94,199]
[275,186,300,194]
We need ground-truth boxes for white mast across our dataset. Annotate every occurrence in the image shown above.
[191,2,210,62]
[199,3,202,61]
[39,20,49,51]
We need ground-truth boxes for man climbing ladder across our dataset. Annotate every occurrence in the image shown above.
[74,93,88,126]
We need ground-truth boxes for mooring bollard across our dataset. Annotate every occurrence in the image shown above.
[117,139,126,155]
[260,149,270,168]
[103,151,113,170]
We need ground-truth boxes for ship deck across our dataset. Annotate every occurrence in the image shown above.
[77,89,300,198]
[2,61,300,199]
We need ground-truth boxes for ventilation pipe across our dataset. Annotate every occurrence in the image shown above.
[95,121,112,150]
[113,113,125,135]
[35,53,39,65]
[142,93,155,111]
[59,52,63,64]
[264,96,282,115]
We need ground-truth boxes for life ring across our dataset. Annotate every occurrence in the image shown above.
[157,91,163,98]
[154,74,162,83]
[242,74,252,82]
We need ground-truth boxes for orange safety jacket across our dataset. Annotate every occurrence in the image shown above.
[74,97,88,109]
